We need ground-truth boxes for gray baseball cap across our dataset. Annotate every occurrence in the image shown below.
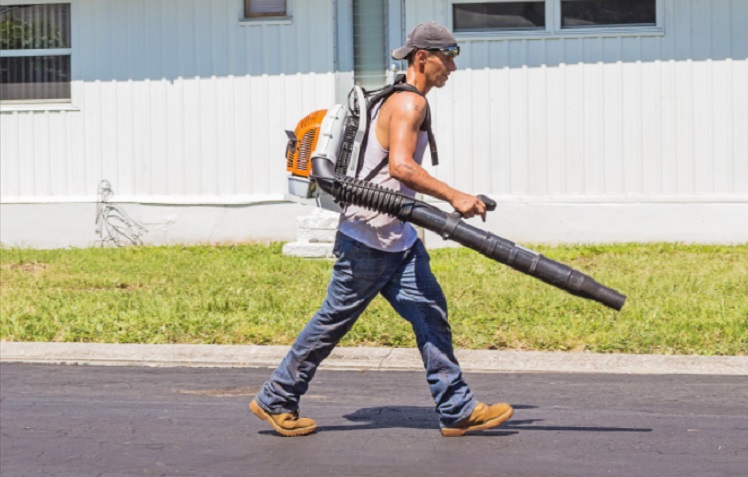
[391,21,459,60]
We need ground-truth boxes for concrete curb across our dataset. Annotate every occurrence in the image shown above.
[1,342,747,375]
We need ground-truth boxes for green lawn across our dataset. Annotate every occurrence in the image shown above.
[1,242,746,355]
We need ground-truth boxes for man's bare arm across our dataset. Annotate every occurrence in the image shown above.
[387,94,486,220]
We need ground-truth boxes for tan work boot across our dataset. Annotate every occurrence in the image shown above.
[440,402,514,437]
[249,399,317,437]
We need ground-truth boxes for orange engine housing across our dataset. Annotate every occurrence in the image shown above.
[286,109,327,177]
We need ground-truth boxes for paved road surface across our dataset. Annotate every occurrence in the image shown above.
[1,363,746,477]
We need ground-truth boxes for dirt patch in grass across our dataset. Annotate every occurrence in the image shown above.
[6,262,48,273]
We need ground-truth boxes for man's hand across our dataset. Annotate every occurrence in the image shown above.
[451,192,487,222]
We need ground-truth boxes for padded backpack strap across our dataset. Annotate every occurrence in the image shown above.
[390,82,439,167]
[355,75,440,180]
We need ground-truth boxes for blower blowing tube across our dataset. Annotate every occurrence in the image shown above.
[311,157,626,311]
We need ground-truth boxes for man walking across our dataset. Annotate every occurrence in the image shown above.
[250,21,513,437]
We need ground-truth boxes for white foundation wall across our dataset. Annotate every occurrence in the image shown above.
[421,199,748,248]
[2,200,746,250]
[0,202,306,249]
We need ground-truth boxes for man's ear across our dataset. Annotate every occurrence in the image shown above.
[414,50,428,70]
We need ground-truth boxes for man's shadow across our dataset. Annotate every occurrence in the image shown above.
[259,404,652,436]
[273,404,650,435]
[312,405,517,435]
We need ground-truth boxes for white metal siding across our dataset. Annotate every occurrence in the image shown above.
[407,0,748,199]
[0,0,745,235]
[1,0,337,201]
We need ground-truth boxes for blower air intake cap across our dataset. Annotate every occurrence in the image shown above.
[285,109,327,178]
[392,21,459,60]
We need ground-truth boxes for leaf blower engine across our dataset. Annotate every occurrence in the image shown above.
[283,87,627,311]
[284,86,371,213]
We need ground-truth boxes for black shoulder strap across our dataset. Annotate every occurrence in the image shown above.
[390,77,431,133]
[358,75,439,181]
[391,81,439,169]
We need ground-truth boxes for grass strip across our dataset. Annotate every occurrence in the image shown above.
[1,243,746,355]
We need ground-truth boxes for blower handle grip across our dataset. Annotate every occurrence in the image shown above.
[476,194,496,212]
[448,194,496,225]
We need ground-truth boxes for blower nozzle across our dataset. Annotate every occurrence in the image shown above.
[311,158,626,311]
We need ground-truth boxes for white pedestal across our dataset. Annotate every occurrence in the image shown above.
[281,208,340,258]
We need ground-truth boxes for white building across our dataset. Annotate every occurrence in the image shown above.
[1,0,746,248]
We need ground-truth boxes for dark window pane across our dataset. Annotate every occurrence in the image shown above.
[561,0,656,27]
[0,3,70,50]
[454,2,545,32]
[245,0,286,17]
[0,55,71,101]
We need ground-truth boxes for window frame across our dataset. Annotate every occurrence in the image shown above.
[242,0,292,23]
[449,0,665,39]
[0,0,75,109]
[452,0,548,34]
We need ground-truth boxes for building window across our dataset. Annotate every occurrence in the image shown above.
[454,2,546,32]
[244,0,286,18]
[0,3,71,102]
[353,0,388,90]
[561,0,656,28]
[451,0,660,36]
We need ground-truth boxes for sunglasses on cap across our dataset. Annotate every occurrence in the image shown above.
[426,45,460,58]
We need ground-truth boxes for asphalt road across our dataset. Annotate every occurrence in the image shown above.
[1,363,746,477]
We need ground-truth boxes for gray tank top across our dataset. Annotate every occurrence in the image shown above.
[338,101,430,252]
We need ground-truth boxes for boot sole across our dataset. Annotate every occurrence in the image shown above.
[440,406,514,437]
[249,400,317,437]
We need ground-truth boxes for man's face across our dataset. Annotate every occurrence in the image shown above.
[424,50,457,89]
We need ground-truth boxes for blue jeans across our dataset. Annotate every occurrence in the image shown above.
[255,232,476,427]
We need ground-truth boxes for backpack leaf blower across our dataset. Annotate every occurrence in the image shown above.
[284,85,627,311]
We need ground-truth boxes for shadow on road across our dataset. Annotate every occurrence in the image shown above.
[260,405,652,435]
